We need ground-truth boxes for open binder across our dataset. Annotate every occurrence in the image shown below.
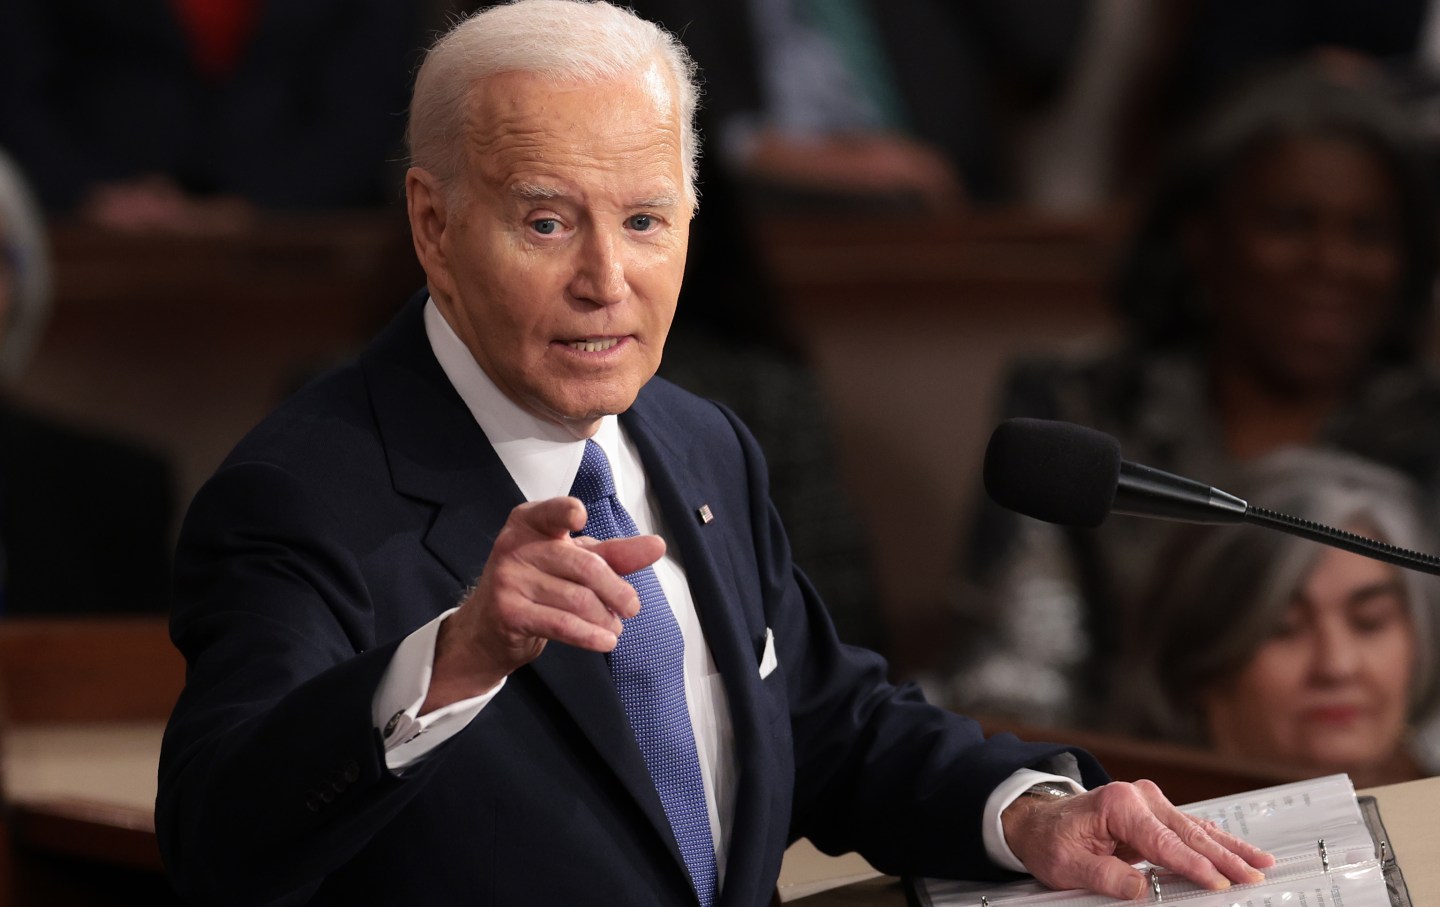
[910,774,1411,907]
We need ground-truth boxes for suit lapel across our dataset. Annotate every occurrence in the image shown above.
[361,300,688,882]
[622,401,759,720]
[363,299,518,586]
[623,396,778,900]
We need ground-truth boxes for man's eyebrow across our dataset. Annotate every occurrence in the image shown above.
[507,184,680,208]
[634,194,680,208]
[510,182,566,201]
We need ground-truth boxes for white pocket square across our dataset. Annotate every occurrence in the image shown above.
[758,627,779,679]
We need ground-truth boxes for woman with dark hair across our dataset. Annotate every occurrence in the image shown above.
[933,62,1440,728]
[1115,448,1440,787]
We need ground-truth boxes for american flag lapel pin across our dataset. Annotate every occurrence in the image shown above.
[696,504,714,525]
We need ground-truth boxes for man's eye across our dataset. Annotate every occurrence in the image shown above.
[627,214,655,231]
[531,218,559,235]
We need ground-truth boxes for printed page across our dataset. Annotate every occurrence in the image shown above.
[1180,774,1373,857]
[913,775,1389,907]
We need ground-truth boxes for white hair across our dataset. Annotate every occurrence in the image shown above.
[1119,447,1440,748]
[407,0,701,207]
[0,147,51,382]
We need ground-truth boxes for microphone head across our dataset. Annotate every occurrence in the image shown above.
[983,418,1122,529]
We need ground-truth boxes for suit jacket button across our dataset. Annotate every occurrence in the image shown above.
[342,760,360,783]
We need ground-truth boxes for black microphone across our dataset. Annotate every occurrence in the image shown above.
[983,417,1440,577]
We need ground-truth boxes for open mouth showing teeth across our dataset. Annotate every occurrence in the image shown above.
[569,338,619,352]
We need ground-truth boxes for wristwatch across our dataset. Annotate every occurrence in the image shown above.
[1020,781,1078,801]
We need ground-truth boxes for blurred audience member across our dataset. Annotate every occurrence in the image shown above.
[653,118,885,652]
[1164,0,1432,126]
[632,0,1086,210]
[0,0,423,231]
[0,148,174,614]
[1115,449,1440,788]
[1116,0,1440,193]
[1009,0,1161,213]
[936,63,1440,726]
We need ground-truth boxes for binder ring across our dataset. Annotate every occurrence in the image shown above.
[1149,866,1163,901]
[1318,838,1329,872]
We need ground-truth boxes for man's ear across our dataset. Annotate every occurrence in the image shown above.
[406,167,457,297]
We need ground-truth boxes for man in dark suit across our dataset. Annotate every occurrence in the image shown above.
[157,3,1273,904]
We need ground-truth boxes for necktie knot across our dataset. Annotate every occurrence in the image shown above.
[571,439,618,507]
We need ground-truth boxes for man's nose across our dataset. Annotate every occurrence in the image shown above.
[570,227,627,306]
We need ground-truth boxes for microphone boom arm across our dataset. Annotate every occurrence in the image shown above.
[1243,506,1440,577]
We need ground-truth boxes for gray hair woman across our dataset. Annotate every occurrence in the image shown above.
[0,145,51,381]
[1116,447,1440,786]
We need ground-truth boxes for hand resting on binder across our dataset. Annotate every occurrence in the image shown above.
[1001,779,1275,900]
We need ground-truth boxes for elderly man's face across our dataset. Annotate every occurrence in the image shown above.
[415,65,691,437]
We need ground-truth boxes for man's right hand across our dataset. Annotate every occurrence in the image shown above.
[421,496,664,712]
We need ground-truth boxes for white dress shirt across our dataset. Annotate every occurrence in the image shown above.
[373,300,737,878]
[369,298,1076,879]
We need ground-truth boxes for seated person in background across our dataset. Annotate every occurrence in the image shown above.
[1114,448,1440,789]
[630,0,1086,209]
[158,4,1273,902]
[655,131,886,653]
[0,148,174,614]
[0,0,424,231]
[937,61,1440,728]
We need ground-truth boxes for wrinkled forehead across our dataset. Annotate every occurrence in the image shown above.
[463,66,685,189]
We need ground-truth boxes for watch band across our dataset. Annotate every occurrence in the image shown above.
[1020,781,1078,800]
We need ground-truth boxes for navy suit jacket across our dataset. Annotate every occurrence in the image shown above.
[157,295,1105,905]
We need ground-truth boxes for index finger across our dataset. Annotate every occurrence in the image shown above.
[511,496,589,539]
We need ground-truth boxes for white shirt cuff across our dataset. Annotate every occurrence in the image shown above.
[983,768,1086,873]
[372,608,505,771]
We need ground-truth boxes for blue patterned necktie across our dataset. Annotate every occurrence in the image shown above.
[568,439,717,907]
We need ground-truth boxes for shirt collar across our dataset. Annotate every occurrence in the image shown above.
[422,297,628,503]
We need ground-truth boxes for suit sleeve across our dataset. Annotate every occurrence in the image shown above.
[713,405,1109,880]
[156,460,452,906]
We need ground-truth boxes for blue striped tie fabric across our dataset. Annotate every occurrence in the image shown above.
[568,439,717,906]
